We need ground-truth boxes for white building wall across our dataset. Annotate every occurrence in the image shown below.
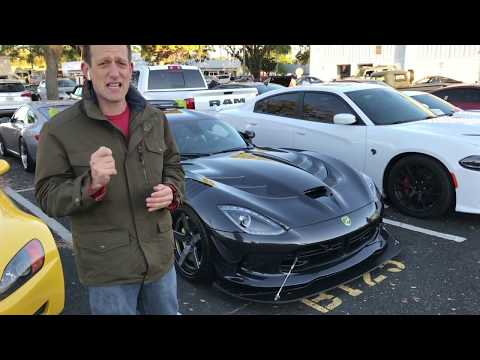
[310,45,480,83]
[404,45,480,83]
[310,45,397,80]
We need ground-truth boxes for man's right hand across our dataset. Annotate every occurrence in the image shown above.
[90,146,117,191]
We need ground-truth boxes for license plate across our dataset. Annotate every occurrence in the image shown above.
[6,97,14,101]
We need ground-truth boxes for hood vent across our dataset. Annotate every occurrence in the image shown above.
[305,186,329,199]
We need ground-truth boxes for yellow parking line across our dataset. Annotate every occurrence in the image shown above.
[302,292,343,313]
[385,260,406,272]
[338,284,363,297]
[363,272,376,286]
[301,299,329,313]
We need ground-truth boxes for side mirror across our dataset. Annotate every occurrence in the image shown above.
[333,113,356,125]
[244,129,255,140]
[239,129,255,143]
[0,160,10,176]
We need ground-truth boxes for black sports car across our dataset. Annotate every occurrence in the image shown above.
[164,109,400,303]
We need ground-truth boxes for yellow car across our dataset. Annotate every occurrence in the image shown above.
[0,160,65,315]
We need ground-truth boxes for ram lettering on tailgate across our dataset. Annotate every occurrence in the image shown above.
[209,98,246,107]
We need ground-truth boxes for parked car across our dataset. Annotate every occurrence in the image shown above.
[296,76,323,86]
[0,79,32,116]
[0,101,73,172]
[37,78,77,100]
[414,76,462,86]
[69,85,83,100]
[0,160,65,314]
[211,81,285,95]
[332,79,390,87]
[367,70,410,89]
[429,84,480,110]
[216,83,480,218]
[133,64,257,112]
[403,90,480,118]
[159,108,399,302]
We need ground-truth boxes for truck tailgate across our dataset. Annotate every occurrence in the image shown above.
[193,88,258,112]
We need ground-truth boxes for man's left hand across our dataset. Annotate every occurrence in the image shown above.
[146,184,173,212]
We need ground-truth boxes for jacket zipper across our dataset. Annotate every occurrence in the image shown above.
[109,117,150,281]
[137,142,150,191]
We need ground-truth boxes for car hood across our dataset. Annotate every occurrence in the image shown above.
[396,116,480,144]
[454,110,480,119]
[183,148,374,227]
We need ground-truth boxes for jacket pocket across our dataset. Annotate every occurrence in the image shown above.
[144,137,165,184]
[157,211,173,233]
[76,227,137,283]
[142,218,174,276]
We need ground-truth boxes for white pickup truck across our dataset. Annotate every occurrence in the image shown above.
[133,64,258,112]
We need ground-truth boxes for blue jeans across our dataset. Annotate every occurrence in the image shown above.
[88,266,178,315]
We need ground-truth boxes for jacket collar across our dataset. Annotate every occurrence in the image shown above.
[81,80,147,121]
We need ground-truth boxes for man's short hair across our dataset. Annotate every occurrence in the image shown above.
[82,45,132,65]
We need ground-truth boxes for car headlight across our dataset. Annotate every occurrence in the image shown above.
[362,173,381,202]
[361,174,383,222]
[0,239,45,301]
[459,155,480,171]
[218,205,287,235]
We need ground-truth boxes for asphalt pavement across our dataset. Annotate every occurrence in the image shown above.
[2,154,479,315]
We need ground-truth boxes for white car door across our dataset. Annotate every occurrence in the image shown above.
[291,91,367,172]
[242,91,302,148]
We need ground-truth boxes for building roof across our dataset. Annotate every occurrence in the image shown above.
[187,59,241,70]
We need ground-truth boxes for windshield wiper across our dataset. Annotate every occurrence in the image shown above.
[181,153,211,159]
[211,146,252,155]
[390,116,437,125]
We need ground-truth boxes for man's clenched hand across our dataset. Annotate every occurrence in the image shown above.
[90,146,117,191]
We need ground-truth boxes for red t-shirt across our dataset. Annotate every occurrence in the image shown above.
[89,104,178,210]
[105,104,130,138]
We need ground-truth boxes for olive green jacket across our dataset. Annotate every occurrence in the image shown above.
[34,82,185,286]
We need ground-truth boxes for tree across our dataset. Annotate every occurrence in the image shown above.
[1,45,82,99]
[224,45,291,80]
[140,45,212,65]
[295,45,310,65]
[44,45,64,100]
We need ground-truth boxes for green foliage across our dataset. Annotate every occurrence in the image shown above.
[224,45,292,80]
[140,45,213,64]
[295,45,310,65]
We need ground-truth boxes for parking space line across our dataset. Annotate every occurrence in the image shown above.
[4,186,73,246]
[15,187,35,193]
[383,218,467,243]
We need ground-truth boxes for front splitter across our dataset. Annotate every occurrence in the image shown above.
[212,229,401,304]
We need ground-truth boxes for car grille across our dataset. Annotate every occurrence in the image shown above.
[279,224,379,273]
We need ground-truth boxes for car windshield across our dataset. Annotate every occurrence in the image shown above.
[148,69,206,89]
[168,117,248,156]
[346,88,437,125]
[0,83,25,93]
[411,93,456,115]
[38,105,71,119]
[58,79,76,87]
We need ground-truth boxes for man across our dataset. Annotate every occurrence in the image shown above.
[35,45,185,315]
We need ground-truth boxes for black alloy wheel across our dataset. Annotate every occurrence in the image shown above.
[386,155,454,218]
[173,206,214,282]
[19,139,35,173]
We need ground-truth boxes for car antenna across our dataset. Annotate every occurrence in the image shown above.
[274,256,298,302]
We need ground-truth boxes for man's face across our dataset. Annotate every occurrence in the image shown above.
[82,45,132,104]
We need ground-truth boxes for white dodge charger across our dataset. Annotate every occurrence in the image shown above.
[215,83,480,218]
